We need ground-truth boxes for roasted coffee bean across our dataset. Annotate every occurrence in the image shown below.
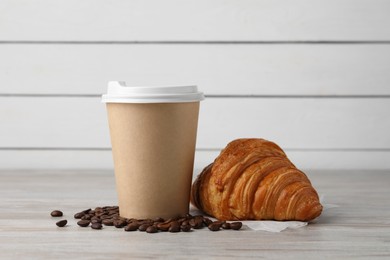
[96,212,108,217]
[138,219,153,226]
[82,208,92,214]
[138,223,151,232]
[74,212,85,219]
[91,218,102,224]
[154,217,164,223]
[181,224,192,232]
[91,222,103,230]
[208,222,221,231]
[81,214,91,220]
[177,217,187,224]
[168,221,180,233]
[56,220,67,227]
[203,217,213,226]
[77,219,90,227]
[156,222,170,231]
[230,222,243,230]
[146,226,158,233]
[51,210,63,217]
[189,217,203,229]
[114,219,127,228]
[124,223,139,231]
[222,222,231,229]
[102,219,114,226]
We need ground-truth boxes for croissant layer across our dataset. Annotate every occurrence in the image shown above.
[191,138,322,221]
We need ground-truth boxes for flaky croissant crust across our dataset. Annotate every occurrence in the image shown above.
[191,138,323,221]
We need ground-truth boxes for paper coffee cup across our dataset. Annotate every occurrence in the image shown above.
[102,81,204,219]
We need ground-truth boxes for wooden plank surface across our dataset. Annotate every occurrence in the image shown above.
[0,169,389,259]
[1,44,389,95]
[1,0,389,41]
[1,97,389,149]
[0,149,389,170]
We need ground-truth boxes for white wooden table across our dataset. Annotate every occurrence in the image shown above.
[1,169,389,259]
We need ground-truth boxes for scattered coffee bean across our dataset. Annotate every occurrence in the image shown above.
[77,219,90,227]
[208,222,221,231]
[154,217,164,222]
[51,210,63,217]
[203,217,213,226]
[168,221,181,233]
[91,222,102,230]
[230,222,243,230]
[75,210,91,219]
[146,226,158,233]
[189,216,204,229]
[81,214,91,220]
[124,223,139,232]
[222,222,231,229]
[74,212,85,219]
[181,224,192,232]
[114,219,127,228]
[52,205,243,234]
[138,223,151,232]
[156,222,170,231]
[56,219,67,227]
[91,218,102,224]
[102,219,114,226]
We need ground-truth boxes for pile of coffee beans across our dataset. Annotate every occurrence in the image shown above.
[50,206,242,233]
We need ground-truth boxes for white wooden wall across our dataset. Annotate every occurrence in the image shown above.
[1,0,390,170]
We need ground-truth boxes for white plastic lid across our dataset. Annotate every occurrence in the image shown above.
[102,81,204,103]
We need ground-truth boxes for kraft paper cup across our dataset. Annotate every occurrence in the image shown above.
[102,81,204,219]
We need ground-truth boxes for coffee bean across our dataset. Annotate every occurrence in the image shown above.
[181,224,192,232]
[114,219,127,228]
[230,222,243,230]
[168,221,180,233]
[91,218,102,224]
[156,222,170,231]
[102,219,114,226]
[154,217,164,223]
[222,222,231,229]
[74,212,85,219]
[51,210,63,217]
[189,217,204,229]
[54,205,243,234]
[203,217,213,226]
[91,222,102,230]
[138,224,151,232]
[138,219,153,226]
[56,220,67,227]
[82,208,92,214]
[81,215,91,220]
[208,222,221,231]
[77,220,90,227]
[124,223,139,231]
[146,226,158,233]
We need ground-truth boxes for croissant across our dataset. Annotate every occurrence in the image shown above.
[191,138,322,221]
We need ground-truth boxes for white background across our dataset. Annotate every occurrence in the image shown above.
[0,0,389,170]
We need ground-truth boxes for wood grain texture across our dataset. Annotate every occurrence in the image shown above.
[0,170,389,259]
[1,0,389,41]
[1,149,389,170]
[1,97,389,150]
[1,44,390,95]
